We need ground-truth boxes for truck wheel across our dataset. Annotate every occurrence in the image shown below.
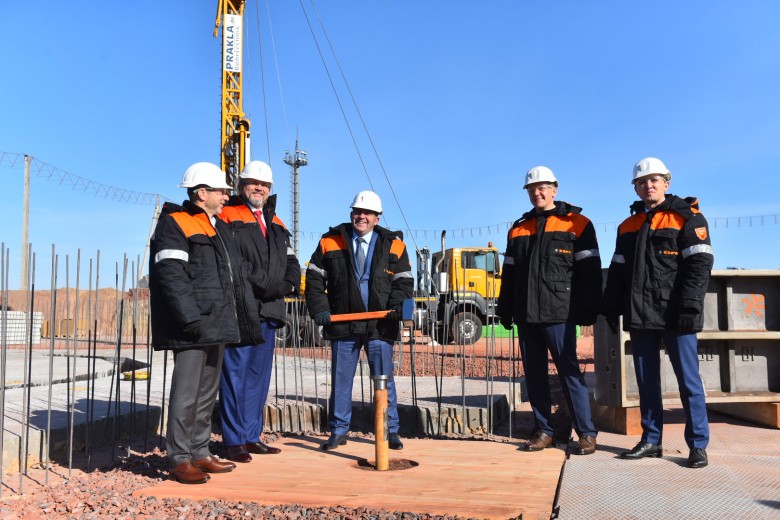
[451,312,483,344]
[275,316,297,347]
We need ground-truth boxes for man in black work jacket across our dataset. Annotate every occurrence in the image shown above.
[603,157,713,468]
[305,190,414,451]
[217,160,300,463]
[150,162,263,484]
[497,166,601,456]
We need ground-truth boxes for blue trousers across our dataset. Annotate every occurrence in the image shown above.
[630,329,709,449]
[329,335,399,435]
[219,322,276,446]
[518,322,597,438]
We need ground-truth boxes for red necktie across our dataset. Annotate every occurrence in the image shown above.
[254,210,267,238]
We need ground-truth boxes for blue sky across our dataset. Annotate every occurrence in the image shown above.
[2,1,779,288]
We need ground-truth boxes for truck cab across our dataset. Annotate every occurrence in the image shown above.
[415,239,502,344]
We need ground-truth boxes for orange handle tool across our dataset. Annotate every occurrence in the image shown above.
[329,310,391,323]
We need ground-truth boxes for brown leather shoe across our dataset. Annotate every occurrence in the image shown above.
[574,434,597,455]
[226,445,252,463]
[246,441,281,454]
[192,455,236,473]
[520,432,553,452]
[169,461,210,484]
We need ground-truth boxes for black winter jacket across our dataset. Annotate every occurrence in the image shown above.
[149,201,263,350]
[305,223,414,341]
[602,195,714,331]
[219,194,301,326]
[497,201,603,325]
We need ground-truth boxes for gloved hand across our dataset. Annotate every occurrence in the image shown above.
[499,315,513,331]
[605,314,619,334]
[677,313,697,333]
[182,320,202,340]
[313,311,331,326]
[385,306,403,321]
[265,280,293,300]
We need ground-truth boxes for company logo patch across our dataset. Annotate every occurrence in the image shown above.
[694,227,708,240]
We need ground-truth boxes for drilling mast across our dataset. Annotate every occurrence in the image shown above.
[214,0,250,189]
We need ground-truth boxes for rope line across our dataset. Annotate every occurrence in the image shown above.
[0,152,170,206]
[4,152,776,237]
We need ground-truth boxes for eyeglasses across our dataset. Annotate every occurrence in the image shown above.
[203,187,230,195]
[526,184,555,193]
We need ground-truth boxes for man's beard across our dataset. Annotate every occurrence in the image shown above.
[244,195,264,210]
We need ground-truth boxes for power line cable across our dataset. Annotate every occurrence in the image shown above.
[297,0,375,192]
[307,0,419,251]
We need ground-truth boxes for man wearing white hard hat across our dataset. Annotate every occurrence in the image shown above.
[305,190,413,451]
[497,166,602,456]
[217,160,300,463]
[603,157,714,468]
[149,162,263,483]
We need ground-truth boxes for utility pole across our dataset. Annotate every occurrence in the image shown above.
[139,195,162,286]
[283,140,308,259]
[20,155,31,290]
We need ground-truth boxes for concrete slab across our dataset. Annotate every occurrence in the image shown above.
[133,435,566,520]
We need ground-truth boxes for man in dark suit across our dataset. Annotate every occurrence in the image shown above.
[305,191,413,451]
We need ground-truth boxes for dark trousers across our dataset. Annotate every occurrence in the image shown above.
[220,322,276,446]
[329,335,399,435]
[166,344,225,467]
[630,329,709,449]
[518,322,597,438]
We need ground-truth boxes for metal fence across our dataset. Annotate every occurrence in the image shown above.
[0,243,546,495]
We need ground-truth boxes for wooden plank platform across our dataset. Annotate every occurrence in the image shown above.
[133,435,566,520]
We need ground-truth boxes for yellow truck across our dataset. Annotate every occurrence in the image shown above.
[414,233,502,344]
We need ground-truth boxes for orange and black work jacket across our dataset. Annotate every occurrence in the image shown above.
[602,195,714,331]
[305,223,414,341]
[149,201,262,350]
[219,194,301,327]
[497,201,602,325]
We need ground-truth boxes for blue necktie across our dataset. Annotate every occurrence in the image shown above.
[356,237,366,273]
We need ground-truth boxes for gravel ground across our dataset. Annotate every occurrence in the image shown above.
[0,338,593,518]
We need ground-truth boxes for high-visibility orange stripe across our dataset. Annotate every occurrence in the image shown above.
[321,235,347,254]
[651,211,685,230]
[619,210,687,236]
[618,213,646,235]
[218,205,254,224]
[544,214,589,236]
[508,214,589,239]
[272,215,287,229]
[509,220,536,239]
[390,238,406,258]
[170,211,216,238]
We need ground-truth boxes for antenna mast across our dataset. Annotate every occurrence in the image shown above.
[283,139,308,259]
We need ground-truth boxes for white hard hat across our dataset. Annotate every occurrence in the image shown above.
[178,162,231,189]
[524,166,558,188]
[239,160,273,184]
[632,157,671,184]
[350,190,383,214]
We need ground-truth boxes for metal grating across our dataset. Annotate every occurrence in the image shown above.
[557,408,780,519]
